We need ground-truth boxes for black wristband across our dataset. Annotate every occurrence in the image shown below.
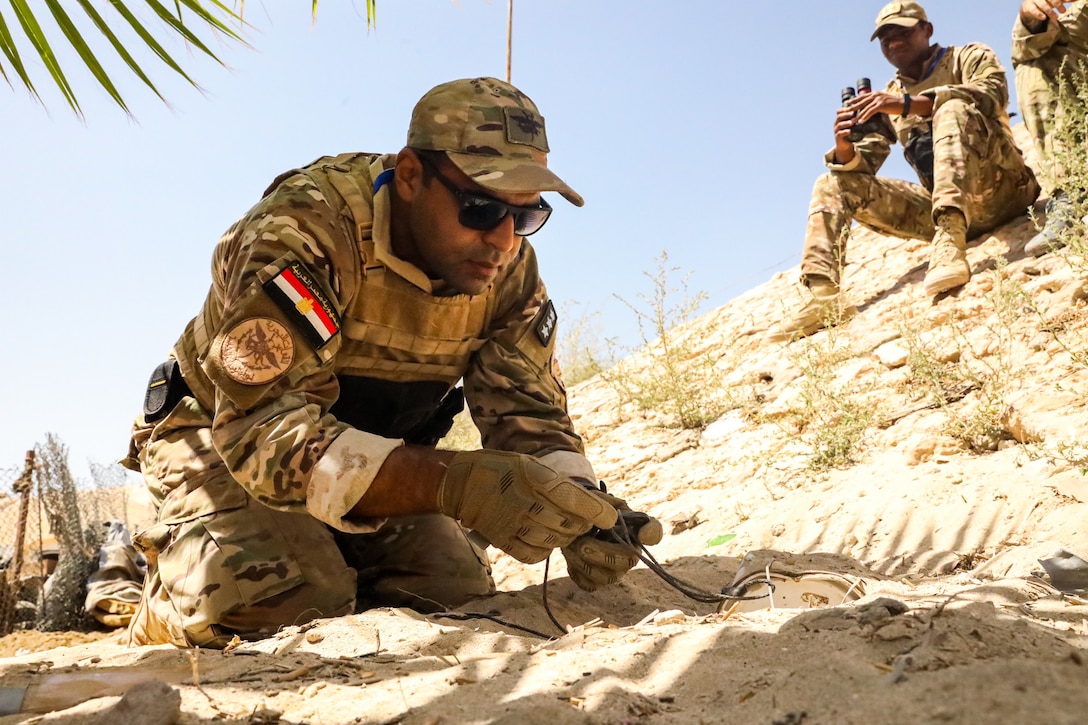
[902,93,912,118]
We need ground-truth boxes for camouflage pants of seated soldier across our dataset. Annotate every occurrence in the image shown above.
[801,98,1039,286]
[125,401,493,649]
[1013,0,1088,195]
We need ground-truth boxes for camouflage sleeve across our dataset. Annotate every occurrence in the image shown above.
[1012,10,1066,64]
[823,132,892,176]
[463,242,587,459]
[924,43,1009,119]
[201,174,399,533]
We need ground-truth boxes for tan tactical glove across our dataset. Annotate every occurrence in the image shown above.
[438,450,618,564]
[562,489,664,592]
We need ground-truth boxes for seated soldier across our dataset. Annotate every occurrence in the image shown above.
[770,1,1040,342]
[1014,0,1088,255]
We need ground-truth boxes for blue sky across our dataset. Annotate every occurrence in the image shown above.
[0,1,1031,475]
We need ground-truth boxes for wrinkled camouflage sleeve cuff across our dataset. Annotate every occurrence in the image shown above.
[925,85,992,116]
[924,85,950,110]
[824,148,864,172]
[307,429,404,533]
[539,450,597,487]
[1011,16,1063,64]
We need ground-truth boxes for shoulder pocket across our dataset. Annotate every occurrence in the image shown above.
[513,299,557,370]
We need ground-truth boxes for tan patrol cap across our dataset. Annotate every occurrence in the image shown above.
[870,1,928,41]
[407,77,584,207]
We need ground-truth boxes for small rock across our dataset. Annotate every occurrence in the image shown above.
[302,682,327,698]
[1002,388,1086,443]
[855,597,909,626]
[668,511,702,535]
[903,435,938,465]
[701,412,747,443]
[874,340,909,369]
[91,680,180,725]
[873,619,918,642]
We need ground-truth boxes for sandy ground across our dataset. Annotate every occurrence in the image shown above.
[0,562,1084,724]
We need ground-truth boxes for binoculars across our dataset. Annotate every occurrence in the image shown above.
[841,77,896,142]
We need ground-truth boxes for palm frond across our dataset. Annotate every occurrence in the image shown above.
[2,0,245,116]
[76,0,167,104]
[9,0,81,112]
[3,0,378,117]
[45,0,129,114]
[108,1,202,87]
[0,9,38,98]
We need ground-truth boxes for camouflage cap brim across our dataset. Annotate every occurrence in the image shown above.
[870,16,921,41]
[446,151,585,207]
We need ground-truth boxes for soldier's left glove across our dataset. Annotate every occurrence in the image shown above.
[561,488,663,592]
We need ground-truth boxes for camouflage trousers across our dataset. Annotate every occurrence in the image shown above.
[125,399,493,649]
[1013,1,1088,194]
[801,99,1039,286]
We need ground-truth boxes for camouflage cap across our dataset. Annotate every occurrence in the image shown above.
[870,1,928,41]
[406,77,584,207]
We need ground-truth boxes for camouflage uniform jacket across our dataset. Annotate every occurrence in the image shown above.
[164,152,589,533]
[825,43,1016,182]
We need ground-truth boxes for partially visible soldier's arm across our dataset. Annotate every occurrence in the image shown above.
[1013,1,1072,63]
[825,131,892,176]
[347,446,452,517]
[202,179,408,534]
[1019,0,1067,32]
[922,43,1009,119]
[464,242,588,461]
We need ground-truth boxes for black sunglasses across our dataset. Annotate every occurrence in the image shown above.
[417,155,553,237]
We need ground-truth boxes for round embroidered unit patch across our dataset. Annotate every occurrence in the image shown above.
[220,317,295,385]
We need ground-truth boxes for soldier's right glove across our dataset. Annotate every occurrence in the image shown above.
[562,489,664,591]
[438,450,618,564]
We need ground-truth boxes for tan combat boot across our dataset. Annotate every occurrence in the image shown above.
[768,277,857,342]
[923,211,970,297]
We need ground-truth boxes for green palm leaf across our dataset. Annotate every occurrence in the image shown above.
[45,0,128,114]
[8,0,80,112]
[0,9,38,98]
[1,0,242,116]
[142,0,238,60]
[76,0,167,104]
[0,0,378,117]
[108,1,207,87]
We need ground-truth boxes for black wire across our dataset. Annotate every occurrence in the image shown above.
[541,555,566,634]
[437,516,778,638]
[605,521,774,604]
[636,544,774,604]
[430,611,554,639]
[537,516,776,633]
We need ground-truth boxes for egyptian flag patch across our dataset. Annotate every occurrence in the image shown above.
[263,261,341,349]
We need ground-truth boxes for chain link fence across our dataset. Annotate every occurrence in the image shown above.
[0,440,149,636]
